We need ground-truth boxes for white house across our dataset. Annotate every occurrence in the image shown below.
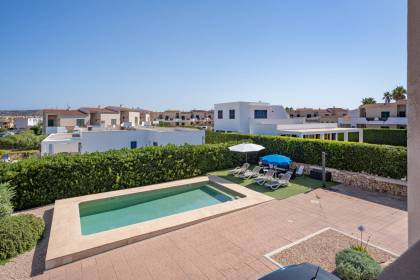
[214,101,289,134]
[41,127,205,156]
[14,117,42,129]
[214,101,363,142]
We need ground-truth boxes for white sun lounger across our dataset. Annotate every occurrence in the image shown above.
[254,170,276,185]
[229,163,250,175]
[239,166,263,179]
[265,172,293,190]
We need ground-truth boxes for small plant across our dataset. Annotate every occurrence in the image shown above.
[351,225,371,254]
[0,214,45,263]
[0,183,14,218]
[351,244,368,254]
[336,249,383,280]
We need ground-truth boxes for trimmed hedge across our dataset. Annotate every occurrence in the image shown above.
[0,143,243,210]
[363,129,406,147]
[206,131,407,179]
[0,183,14,218]
[336,249,382,280]
[0,214,45,262]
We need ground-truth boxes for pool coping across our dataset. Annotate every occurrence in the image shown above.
[45,176,273,269]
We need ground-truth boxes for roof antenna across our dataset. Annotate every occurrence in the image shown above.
[311,266,320,280]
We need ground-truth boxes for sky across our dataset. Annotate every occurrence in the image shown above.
[0,0,407,111]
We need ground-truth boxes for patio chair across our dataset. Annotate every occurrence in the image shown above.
[296,165,304,176]
[239,166,263,179]
[254,170,276,185]
[229,163,250,175]
[265,171,293,190]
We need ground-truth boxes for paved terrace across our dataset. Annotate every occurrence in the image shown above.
[34,187,407,280]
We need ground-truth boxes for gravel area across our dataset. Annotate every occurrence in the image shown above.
[0,204,54,280]
[271,228,397,272]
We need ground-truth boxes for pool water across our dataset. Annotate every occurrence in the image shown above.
[79,183,237,235]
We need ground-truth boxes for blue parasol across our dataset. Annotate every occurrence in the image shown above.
[261,154,292,168]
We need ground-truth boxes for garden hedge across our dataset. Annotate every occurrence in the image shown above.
[0,183,14,218]
[363,129,406,146]
[0,214,45,262]
[206,131,407,179]
[0,143,243,210]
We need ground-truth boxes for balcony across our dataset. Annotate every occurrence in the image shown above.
[338,117,407,126]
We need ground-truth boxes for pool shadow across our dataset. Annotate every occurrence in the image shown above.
[31,208,54,277]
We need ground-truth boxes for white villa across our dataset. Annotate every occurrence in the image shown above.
[214,101,363,141]
[41,127,205,156]
[14,117,42,129]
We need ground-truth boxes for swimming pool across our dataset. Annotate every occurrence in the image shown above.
[46,176,273,269]
[80,183,239,235]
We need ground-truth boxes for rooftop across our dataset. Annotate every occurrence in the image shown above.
[43,109,87,116]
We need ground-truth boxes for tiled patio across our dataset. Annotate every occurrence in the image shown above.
[33,186,407,280]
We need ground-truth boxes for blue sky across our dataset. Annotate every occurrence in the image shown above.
[0,0,406,111]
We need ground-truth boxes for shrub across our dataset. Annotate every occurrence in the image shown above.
[0,183,14,218]
[1,143,243,210]
[363,129,406,147]
[205,131,407,179]
[0,131,45,150]
[0,214,45,262]
[336,249,382,280]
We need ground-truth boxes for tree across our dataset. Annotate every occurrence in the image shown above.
[383,91,392,104]
[285,107,293,113]
[361,97,377,105]
[391,86,407,101]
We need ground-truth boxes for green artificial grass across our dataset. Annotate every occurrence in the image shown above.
[209,168,338,200]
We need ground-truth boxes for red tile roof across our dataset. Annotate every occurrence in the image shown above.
[43,109,87,116]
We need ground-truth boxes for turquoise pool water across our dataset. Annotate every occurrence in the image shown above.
[79,183,237,235]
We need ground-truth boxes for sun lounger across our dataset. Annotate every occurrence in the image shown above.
[229,163,250,175]
[264,171,293,190]
[254,170,276,185]
[296,165,304,176]
[239,166,263,179]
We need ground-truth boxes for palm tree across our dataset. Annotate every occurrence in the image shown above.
[361,97,377,105]
[391,86,407,101]
[383,91,392,104]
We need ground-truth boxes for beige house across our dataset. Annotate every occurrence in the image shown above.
[339,100,407,129]
[289,107,348,123]
[106,106,146,127]
[43,109,89,134]
[79,107,120,128]
[154,109,213,127]
[0,117,14,128]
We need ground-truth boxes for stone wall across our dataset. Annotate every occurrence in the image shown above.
[292,162,407,197]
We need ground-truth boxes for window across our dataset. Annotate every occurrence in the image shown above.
[217,110,223,119]
[381,111,390,119]
[76,119,85,127]
[398,111,406,117]
[130,141,137,149]
[153,141,158,146]
[111,119,117,126]
[254,110,268,119]
[307,114,312,118]
[134,117,139,125]
[229,109,235,119]
[47,119,55,127]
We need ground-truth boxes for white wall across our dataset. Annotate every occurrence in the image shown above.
[15,117,42,129]
[214,101,289,133]
[79,129,205,153]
